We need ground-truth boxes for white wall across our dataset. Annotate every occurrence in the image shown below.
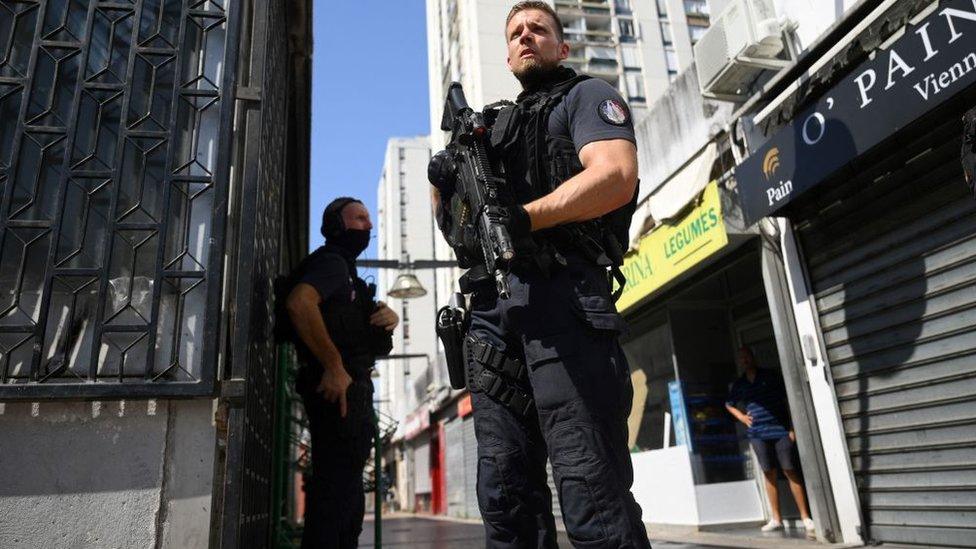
[0,399,215,548]
[695,481,765,525]
[632,447,700,525]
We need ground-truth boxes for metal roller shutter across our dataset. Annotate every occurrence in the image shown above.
[414,436,432,495]
[463,416,479,518]
[794,114,976,547]
[445,418,466,517]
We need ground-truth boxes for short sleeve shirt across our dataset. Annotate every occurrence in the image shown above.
[547,78,636,154]
[297,246,353,306]
[726,369,791,440]
[283,245,356,373]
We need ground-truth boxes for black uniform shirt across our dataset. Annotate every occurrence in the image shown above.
[298,245,355,308]
[283,244,358,390]
[547,77,637,153]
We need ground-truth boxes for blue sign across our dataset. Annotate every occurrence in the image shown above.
[736,0,976,226]
[668,381,692,450]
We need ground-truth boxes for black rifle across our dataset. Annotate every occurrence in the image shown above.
[436,82,516,298]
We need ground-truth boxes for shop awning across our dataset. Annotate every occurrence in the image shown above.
[628,142,717,250]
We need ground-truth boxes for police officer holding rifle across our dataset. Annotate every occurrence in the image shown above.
[430,2,651,547]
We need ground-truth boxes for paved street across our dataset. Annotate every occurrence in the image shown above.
[358,515,723,548]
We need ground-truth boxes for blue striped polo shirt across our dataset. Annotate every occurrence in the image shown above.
[726,369,791,441]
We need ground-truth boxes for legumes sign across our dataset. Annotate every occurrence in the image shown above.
[616,181,729,312]
[736,0,976,226]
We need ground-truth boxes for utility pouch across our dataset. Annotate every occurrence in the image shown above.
[436,292,469,390]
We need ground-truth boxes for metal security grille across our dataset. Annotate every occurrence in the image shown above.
[794,107,976,547]
[0,0,239,398]
[209,0,288,544]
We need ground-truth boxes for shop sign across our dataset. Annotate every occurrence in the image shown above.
[617,181,728,312]
[404,404,430,440]
[737,0,976,226]
[457,394,473,418]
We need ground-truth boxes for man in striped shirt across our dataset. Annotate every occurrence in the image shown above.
[726,346,815,533]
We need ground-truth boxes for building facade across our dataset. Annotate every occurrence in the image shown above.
[376,136,440,431]
[555,0,711,108]
[0,0,312,546]
[616,0,976,547]
[729,0,976,545]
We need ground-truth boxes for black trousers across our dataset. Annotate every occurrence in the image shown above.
[468,256,651,549]
[300,377,375,549]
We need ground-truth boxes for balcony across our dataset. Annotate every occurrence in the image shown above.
[563,28,615,45]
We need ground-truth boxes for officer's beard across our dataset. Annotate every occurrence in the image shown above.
[512,57,562,91]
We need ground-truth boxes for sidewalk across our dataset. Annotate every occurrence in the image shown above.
[369,512,852,549]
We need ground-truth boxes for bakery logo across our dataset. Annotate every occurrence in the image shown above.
[762,147,780,180]
[759,146,793,206]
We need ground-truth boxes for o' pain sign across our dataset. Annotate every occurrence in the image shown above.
[736,0,976,226]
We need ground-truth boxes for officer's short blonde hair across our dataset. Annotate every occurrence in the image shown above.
[505,1,564,42]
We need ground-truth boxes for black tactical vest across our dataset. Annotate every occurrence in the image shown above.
[321,273,392,364]
[277,250,393,379]
[488,68,638,285]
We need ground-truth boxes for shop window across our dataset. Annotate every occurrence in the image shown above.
[621,321,675,452]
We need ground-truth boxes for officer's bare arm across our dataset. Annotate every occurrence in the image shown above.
[286,283,344,373]
[522,139,637,231]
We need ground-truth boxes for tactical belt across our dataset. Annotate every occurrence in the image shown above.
[465,336,534,418]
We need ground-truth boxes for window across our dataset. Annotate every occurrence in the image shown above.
[621,45,640,68]
[659,21,672,45]
[689,24,708,43]
[625,72,645,102]
[656,0,668,16]
[614,0,632,13]
[588,46,616,60]
[684,0,709,16]
[618,18,636,42]
[0,0,235,398]
[664,47,679,73]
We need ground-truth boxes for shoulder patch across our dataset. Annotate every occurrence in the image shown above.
[598,99,629,126]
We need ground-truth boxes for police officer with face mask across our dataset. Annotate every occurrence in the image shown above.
[282,197,398,549]
[429,2,651,548]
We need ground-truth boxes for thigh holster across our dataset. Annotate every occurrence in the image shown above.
[464,336,535,418]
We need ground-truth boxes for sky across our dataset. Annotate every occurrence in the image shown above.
[309,1,431,255]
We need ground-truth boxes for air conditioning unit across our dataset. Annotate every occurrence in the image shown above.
[694,0,788,100]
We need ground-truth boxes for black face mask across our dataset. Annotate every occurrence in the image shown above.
[328,228,370,258]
